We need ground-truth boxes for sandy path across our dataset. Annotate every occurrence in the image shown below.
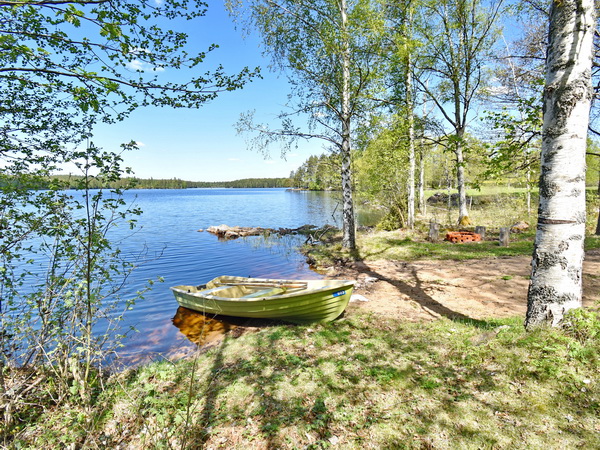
[332,249,600,322]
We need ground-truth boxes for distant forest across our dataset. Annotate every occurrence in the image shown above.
[47,175,294,189]
[45,152,370,190]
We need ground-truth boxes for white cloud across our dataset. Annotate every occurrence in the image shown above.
[126,60,143,71]
[228,158,240,161]
[135,141,146,147]
[126,59,165,73]
[129,47,151,55]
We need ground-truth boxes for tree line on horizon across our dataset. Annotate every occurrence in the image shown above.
[42,174,293,189]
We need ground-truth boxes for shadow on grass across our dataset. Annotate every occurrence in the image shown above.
[118,312,599,447]
[231,318,508,447]
[185,325,338,447]
[181,333,231,447]
[305,230,539,268]
[249,328,336,447]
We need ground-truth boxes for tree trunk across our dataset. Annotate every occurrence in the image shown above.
[596,164,600,235]
[526,163,532,215]
[340,140,355,250]
[526,0,595,329]
[455,133,470,225]
[418,87,427,215]
[340,0,355,250]
[446,162,452,224]
[418,147,426,215]
[406,44,415,229]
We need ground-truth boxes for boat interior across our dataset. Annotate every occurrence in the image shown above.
[184,284,299,299]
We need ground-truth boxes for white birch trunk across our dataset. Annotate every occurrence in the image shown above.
[455,135,470,224]
[596,172,600,235]
[526,0,595,328]
[418,148,426,215]
[406,48,415,229]
[340,0,356,250]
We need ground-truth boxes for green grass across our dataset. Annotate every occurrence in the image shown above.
[358,231,536,261]
[424,185,533,197]
[305,228,600,268]
[425,184,597,197]
[420,185,598,233]
[341,186,599,267]
[8,311,600,448]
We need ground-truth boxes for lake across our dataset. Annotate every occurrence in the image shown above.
[105,188,368,367]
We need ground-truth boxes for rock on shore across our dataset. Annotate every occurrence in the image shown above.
[203,224,268,239]
[202,224,319,240]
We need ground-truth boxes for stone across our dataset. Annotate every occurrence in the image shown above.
[510,221,529,233]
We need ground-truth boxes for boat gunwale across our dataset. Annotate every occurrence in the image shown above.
[170,280,355,303]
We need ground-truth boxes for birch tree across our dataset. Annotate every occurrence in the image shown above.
[525,0,595,329]
[415,0,503,225]
[228,0,386,250]
[387,1,418,228]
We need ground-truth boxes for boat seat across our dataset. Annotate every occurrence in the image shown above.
[201,286,232,296]
[242,287,285,298]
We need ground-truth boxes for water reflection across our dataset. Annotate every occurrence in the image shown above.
[171,306,241,346]
[171,306,282,347]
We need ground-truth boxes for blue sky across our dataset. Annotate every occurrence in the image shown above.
[91,1,323,182]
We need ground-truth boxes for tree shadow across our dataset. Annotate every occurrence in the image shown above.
[246,328,336,447]
[360,263,473,321]
[356,261,517,329]
[182,333,230,447]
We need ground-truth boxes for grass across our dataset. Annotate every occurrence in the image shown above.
[304,227,600,268]
[7,311,600,448]
[424,184,598,197]
[305,187,600,267]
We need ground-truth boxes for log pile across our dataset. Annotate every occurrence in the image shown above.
[444,231,482,243]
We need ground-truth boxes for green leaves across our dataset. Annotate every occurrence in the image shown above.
[100,22,123,39]
[482,96,542,183]
[0,136,151,415]
[63,4,84,27]
[1,0,256,125]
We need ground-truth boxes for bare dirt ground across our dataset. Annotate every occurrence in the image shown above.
[330,249,600,322]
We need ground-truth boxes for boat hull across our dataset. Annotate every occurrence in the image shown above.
[170,276,354,324]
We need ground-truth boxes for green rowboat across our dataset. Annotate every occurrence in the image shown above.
[170,276,355,324]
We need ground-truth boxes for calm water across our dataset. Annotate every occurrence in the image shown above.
[106,188,354,366]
